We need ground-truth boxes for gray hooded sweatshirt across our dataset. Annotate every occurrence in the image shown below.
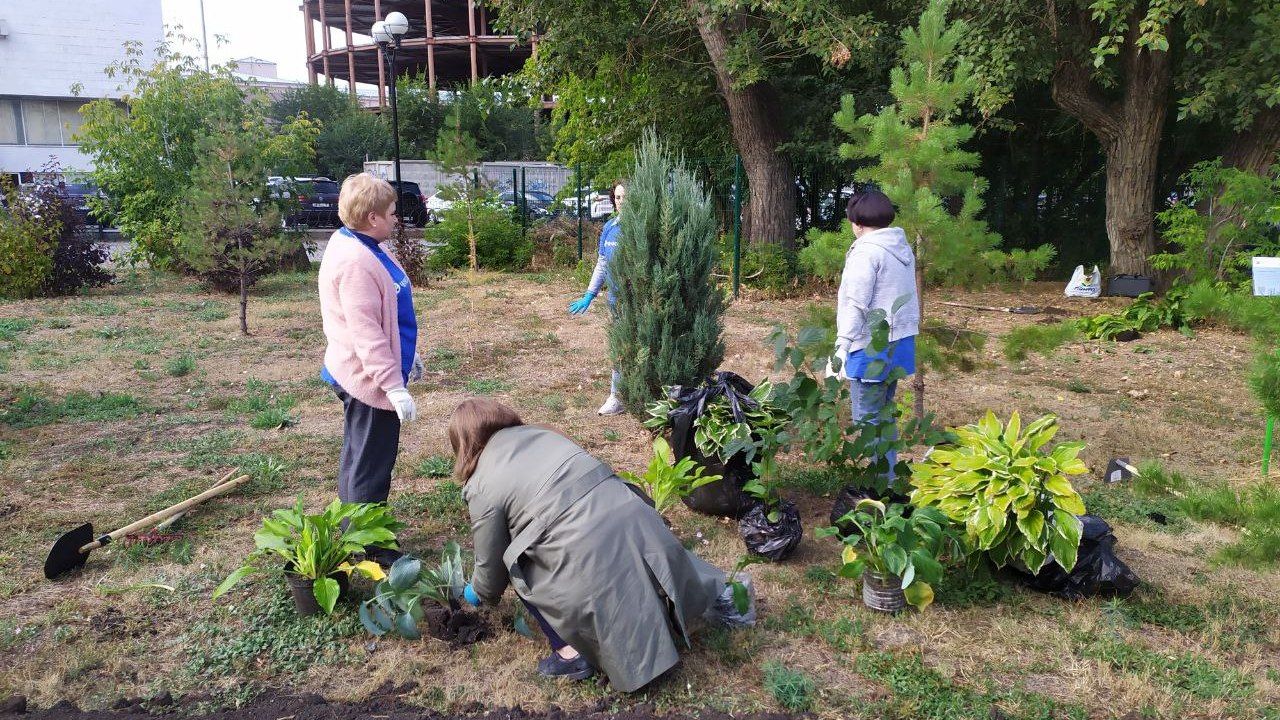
[834,226,920,365]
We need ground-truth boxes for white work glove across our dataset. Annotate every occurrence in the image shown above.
[825,351,848,381]
[386,387,417,423]
[409,352,424,383]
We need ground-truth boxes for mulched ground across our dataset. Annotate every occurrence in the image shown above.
[0,684,801,719]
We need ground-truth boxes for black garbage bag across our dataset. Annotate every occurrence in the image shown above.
[829,485,912,534]
[1021,514,1140,599]
[665,371,760,518]
[739,500,803,561]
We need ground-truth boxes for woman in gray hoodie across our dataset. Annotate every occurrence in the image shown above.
[834,191,920,481]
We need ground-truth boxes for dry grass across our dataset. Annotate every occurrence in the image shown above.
[0,270,1276,717]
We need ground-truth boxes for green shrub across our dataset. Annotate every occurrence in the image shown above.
[797,225,851,282]
[0,176,58,298]
[739,243,803,294]
[608,131,725,413]
[762,661,816,712]
[1002,322,1080,361]
[427,197,531,271]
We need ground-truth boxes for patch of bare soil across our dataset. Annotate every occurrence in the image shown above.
[0,683,801,719]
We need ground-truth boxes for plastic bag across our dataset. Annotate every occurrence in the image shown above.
[706,573,757,628]
[665,371,760,518]
[1065,264,1102,298]
[739,500,803,561]
[1021,514,1140,599]
[829,485,912,535]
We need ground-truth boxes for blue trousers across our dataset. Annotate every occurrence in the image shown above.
[851,379,898,481]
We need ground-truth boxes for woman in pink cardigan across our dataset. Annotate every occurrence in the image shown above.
[317,173,421,566]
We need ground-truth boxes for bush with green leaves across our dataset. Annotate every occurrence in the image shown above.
[1153,159,1280,287]
[426,197,531,271]
[213,497,404,614]
[1073,291,1190,341]
[816,498,958,610]
[608,130,726,413]
[0,170,112,299]
[909,411,1087,573]
[359,543,469,639]
[1002,322,1080,361]
[768,307,951,496]
[797,224,852,282]
[618,437,721,515]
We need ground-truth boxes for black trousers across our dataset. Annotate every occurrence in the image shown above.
[334,386,400,504]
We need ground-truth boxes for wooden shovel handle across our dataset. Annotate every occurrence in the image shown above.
[79,473,253,554]
[154,468,240,531]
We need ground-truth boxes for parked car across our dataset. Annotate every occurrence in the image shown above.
[559,191,615,220]
[387,180,430,226]
[425,190,454,221]
[57,181,112,227]
[498,190,552,221]
[278,177,340,227]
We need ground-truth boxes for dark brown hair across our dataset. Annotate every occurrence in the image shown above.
[447,398,524,483]
[846,190,896,228]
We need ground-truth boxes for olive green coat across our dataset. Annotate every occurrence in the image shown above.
[464,425,726,692]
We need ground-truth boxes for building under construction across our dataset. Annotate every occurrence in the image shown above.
[301,0,536,108]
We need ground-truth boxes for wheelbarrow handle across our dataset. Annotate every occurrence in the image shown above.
[78,473,253,554]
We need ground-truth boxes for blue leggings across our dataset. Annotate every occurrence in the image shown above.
[521,599,569,651]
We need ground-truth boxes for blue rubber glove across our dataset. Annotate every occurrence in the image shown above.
[568,292,596,315]
[463,583,481,607]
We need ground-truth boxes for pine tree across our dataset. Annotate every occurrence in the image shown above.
[430,103,484,275]
[608,130,726,413]
[835,0,1022,417]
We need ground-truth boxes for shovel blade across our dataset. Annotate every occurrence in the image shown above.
[45,523,94,579]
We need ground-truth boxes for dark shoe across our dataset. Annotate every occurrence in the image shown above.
[537,652,594,680]
[365,546,405,569]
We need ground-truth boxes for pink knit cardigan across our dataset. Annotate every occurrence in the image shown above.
[317,230,410,411]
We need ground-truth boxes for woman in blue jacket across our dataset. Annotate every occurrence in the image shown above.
[567,180,627,416]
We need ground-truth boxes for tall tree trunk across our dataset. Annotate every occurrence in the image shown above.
[691,3,796,249]
[1051,11,1171,276]
[239,249,250,335]
[1222,106,1280,174]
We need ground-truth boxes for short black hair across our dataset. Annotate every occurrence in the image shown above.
[846,190,895,227]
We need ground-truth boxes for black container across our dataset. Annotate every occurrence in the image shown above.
[1108,274,1154,297]
[681,446,756,519]
[284,564,350,616]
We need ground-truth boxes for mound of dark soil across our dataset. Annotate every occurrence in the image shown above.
[0,683,803,719]
[422,604,489,646]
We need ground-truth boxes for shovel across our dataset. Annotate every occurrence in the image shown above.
[940,301,1042,314]
[44,472,252,579]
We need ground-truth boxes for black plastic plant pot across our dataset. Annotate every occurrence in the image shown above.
[738,499,803,561]
[283,563,349,616]
[682,447,756,519]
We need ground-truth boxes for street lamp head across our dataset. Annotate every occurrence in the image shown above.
[370,20,392,45]
[384,12,410,38]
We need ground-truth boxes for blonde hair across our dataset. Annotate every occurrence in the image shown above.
[447,398,524,483]
[338,173,397,230]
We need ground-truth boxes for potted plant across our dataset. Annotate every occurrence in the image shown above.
[816,499,956,612]
[908,411,1088,574]
[359,541,488,645]
[213,496,403,615]
[618,437,722,516]
[645,373,791,518]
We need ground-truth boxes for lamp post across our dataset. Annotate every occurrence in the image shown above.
[372,12,410,227]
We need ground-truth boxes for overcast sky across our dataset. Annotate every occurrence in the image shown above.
[161,0,313,81]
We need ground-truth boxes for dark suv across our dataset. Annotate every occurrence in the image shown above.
[387,180,429,225]
[57,181,112,227]
[282,177,341,227]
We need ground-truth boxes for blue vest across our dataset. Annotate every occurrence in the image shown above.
[322,227,418,387]
[598,216,621,293]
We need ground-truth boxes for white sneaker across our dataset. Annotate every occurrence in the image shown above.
[597,395,625,416]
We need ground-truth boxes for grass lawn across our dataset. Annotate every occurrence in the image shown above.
[0,268,1275,718]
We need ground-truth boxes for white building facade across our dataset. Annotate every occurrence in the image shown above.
[0,1,163,180]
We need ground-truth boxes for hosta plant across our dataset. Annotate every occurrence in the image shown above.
[816,499,956,610]
[644,377,790,466]
[909,411,1087,573]
[619,437,722,514]
[214,497,403,614]
[359,541,469,639]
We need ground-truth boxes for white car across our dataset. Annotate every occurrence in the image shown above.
[560,191,615,220]
[425,191,454,220]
